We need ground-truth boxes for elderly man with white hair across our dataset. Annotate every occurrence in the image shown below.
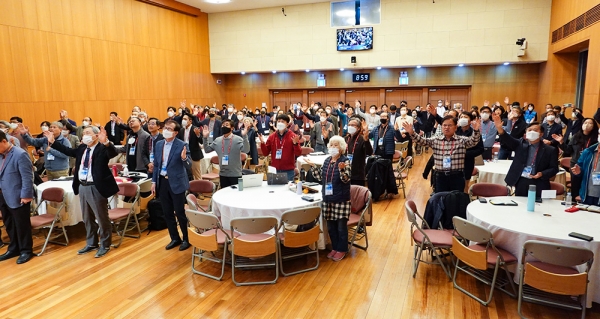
[18,121,71,180]
[303,135,352,262]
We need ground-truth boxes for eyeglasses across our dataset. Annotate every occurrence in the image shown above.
[163,127,175,132]
[442,124,455,128]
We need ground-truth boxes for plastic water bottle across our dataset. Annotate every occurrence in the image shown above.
[493,152,498,163]
[527,185,536,212]
[297,180,303,195]
[122,164,129,177]
[238,178,243,191]
[565,192,572,206]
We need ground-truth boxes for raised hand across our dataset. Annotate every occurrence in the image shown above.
[17,123,28,135]
[354,100,360,108]
[193,127,201,137]
[491,113,504,132]
[572,164,581,175]
[292,134,300,144]
[181,147,187,160]
[180,100,186,108]
[504,96,510,105]
[445,100,450,107]
[483,100,489,107]
[241,125,248,136]
[202,126,209,138]
[402,121,414,135]
[429,105,437,117]
[116,116,123,125]
[98,127,108,144]
[551,134,563,144]
[43,130,54,144]
[471,119,481,131]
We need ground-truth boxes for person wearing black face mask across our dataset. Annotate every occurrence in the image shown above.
[255,110,271,135]
[199,108,222,140]
[368,112,396,160]
[202,120,250,188]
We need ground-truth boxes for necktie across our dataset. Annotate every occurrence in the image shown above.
[83,148,91,168]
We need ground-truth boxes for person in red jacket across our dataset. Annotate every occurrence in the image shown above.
[259,114,302,181]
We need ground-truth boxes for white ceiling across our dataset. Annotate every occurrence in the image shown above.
[177,0,332,13]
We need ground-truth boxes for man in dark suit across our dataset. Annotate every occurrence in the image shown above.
[105,112,125,145]
[142,118,164,175]
[200,108,222,140]
[151,120,192,251]
[498,106,527,160]
[491,114,559,198]
[117,117,150,173]
[541,109,565,148]
[177,114,203,180]
[0,131,34,264]
[46,126,119,258]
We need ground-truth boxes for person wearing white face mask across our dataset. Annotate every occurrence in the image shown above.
[456,112,484,192]
[20,121,71,180]
[498,106,526,160]
[394,105,414,157]
[478,106,498,160]
[310,111,334,154]
[523,102,537,124]
[177,114,203,180]
[259,114,302,181]
[59,114,92,141]
[344,117,373,185]
[304,135,352,262]
[116,117,150,173]
[355,101,380,132]
[492,113,558,197]
[46,125,119,258]
[541,110,563,147]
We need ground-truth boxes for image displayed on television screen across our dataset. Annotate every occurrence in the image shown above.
[336,27,373,51]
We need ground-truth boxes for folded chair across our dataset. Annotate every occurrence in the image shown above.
[395,156,412,198]
[230,216,279,286]
[30,187,69,256]
[549,181,565,199]
[138,179,154,231]
[518,240,594,319]
[452,216,517,305]
[278,207,321,276]
[187,180,216,212]
[186,209,237,281]
[109,183,141,248]
[301,147,314,156]
[347,185,372,251]
[405,200,453,279]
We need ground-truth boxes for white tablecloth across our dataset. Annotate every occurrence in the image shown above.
[212,181,326,248]
[296,155,329,172]
[201,150,218,174]
[476,160,565,186]
[467,196,600,307]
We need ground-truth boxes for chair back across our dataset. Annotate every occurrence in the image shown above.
[393,150,402,160]
[210,156,219,165]
[186,194,199,211]
[280,207,321,248]
[301,147,314,156]
[350,185,372,224]
[186,210,225,252]
[231,216,278,235]
[452,216,491,243]
[231,216,278,258]
[117,182,139,199]
[549,181,565,196]
[41,187,65,203]
[302,135,311,143]
[452,217,491,270]
[138,179,153,193]
[280,207,321,226]
[404,200,419,225]
[469,182,510,198]
[186,209,219,230]
[559,157,571,170]
[523,240,593,269]
[189,180,215,194]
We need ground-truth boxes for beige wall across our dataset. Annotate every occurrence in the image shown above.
[209,0,551,73]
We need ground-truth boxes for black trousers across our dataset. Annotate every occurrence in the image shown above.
[571,174,582,200]
[220,176,241,189]
[0,192,32,254]
[351,179,366,186]
[435,171,465,193]
[158,176,188,242]
[514,177,549,198]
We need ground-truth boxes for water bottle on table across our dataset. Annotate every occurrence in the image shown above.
[493,152,498,163]
[565,192,572,206]
[527,185,536,212]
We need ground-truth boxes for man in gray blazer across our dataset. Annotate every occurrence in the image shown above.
[118,117,150,173]
[0,131,34,264]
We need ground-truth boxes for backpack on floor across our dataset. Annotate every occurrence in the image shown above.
[147,198,167,232]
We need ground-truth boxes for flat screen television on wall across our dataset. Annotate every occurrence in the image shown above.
[336,27,373,51]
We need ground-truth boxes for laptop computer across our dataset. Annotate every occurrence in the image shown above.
[242,174,263,188]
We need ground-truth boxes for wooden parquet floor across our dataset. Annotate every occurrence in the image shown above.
[1,152,599,318]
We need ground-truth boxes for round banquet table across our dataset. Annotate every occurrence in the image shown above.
[36,175,149,226]
[467,196,600,307]
[212,181,326,248]
[201,150,218,174]
[296,154,329,171]
[475,160,565,186]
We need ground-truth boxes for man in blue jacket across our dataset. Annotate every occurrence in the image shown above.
[151,120,192,251]
[369,112,396,160]
[0,130,34,264]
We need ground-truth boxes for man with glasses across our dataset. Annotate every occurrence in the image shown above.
[403,115,481,193]
[203,119,250,188]
[18,122,71,180]
[117,117,150,173]
[46,126,119,258]
[142,118,164,174]
[151,120,192,251]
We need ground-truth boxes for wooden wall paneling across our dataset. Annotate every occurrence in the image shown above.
[384,90,403,106]
[307,90,324,105]
[448,88,469,110]
[45,33,63,102]
[96,0,118,42]
[131,0,150,47]
[289,91,303,106]
[57,34,90,101]
[326,90,341,107]
[21,0,39,30]
[174,11,189,54]
[0,0,24,29]
[0,26,18,103]
[48,0,65,34]
[115,0,135,45]
[81,38,97,101]
[34,0,52,32]
[272,91,289,109]
[363,90,380,109]
[405,89,423,108]
[113,41,133,100]
[90,39,112,101]
[70,0,98,39]
[150,47,167,100]
[345,91,362,107]
[428,89,446,106]
[22,28,53,102]
[8,27,33,103]
[146,5,161,49]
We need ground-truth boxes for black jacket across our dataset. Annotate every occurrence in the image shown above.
[177,126,204,161]
[105,121,125,145]
[456,126,484,179]
[367,158,398,200]
[142,133,164,170]
[200,118,222,140]
[500,117,527,150]
[346,134,373,181]
[499,133,559,187]
[51,141,119,198]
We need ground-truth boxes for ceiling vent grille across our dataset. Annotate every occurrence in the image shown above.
[552,3,600,43]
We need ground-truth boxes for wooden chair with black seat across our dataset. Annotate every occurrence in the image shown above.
[278,207,321,276]
[469,182,512,200]
[347,185,372,251]
[451,216,517,306]
[30,187,69,256]
[517,240,594,319]
[108,183,141,248]
[187,180,216,212]
[404,200,453,279]
[230,216,279,286]
[186,209,238,281]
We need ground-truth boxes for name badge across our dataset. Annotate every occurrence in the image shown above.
[443,155,451,169]
[368,124,374,130]
[521,166,533,178]
[222,154,229,166]
[160,166,167,175]
[325,183,333,195]
[593,173,600,186]
[343,124,347,131]
[378,138,383,146]
[275,149,282,159]
[261,123,266,128]
[47,154,55,161]
[79,167,89,180]
[128,137,136,144]
[111,129,115,135]
[209,132,213,138]
[129,146,136,155]
[149,153,154,162]
[347,154,353,164]
[481,134,487,142]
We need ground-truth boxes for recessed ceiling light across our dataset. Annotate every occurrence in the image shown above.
[241,71,245,75]
[340,68,345,71]
[272,70,277,74]
[503,62,510,65]
[376,66,382,70]
[416,65,422,69]
[205,0,231,4]
[305,69,310,72]
[458,63,464,67]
